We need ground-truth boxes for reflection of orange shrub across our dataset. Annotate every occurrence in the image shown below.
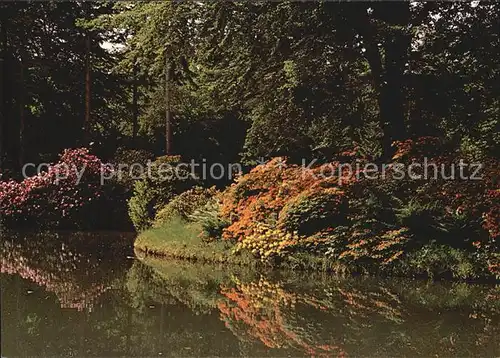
[217,278,346,356]
[216,275,500,356]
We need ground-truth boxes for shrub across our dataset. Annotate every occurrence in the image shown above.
[233,223,302,261]
[400,242,477,280]
[345,139,499,267]
[153,186,218,227]
[0,148,109,228]
[127,155,198,231]
[278,187,347,235]
[189,198,229,242]
[128,180,157,231]
[338,226,411,266]
[215,137,498,278]
[220,157,356,241]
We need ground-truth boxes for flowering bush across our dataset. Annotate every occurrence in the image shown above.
[220,157,356,241]
[232,223,301,261]
[215,136,499,278]
[0,148,110,228]
[337,226,411,265]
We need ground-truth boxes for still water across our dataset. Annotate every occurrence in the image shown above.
[1,232,499,357]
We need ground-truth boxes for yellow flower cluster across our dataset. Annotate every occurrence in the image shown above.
[232,223,300,261]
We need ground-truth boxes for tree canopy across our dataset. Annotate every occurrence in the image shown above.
[0,1,498,171]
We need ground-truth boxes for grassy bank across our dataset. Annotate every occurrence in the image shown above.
[134,217,353,273]
[134,218,496,281]
[134,217,257,267]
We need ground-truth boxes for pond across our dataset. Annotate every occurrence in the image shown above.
[1,232,499,357]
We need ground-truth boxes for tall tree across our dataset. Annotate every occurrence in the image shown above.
[0,12,6,171]
[84,33,91,140]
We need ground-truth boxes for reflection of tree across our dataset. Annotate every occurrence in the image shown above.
[129,258,499,356]
[127,257,254,314]
[1,258,110,310]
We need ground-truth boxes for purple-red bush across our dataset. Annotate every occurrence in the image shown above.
[0,148,111,228]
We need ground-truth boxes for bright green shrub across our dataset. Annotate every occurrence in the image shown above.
[400,242,477,280]
[127,180,156,231]
[189,198,229,241]
[154,186,218,227]
[127,155,198,231]
[278,187,347,235]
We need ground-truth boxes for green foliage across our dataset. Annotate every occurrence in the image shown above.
[154,186,218,227]
[127,156,198,231]
[400,242,477,280]
[112,147,154,167]
[0,2,129,169]
[128,180,156,232]
[354,121,384,161]
[189,199,229,242]
[278,188,347,235]
[394,198,439,233]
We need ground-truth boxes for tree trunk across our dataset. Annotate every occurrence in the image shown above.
[378,3,410,159]
[132,61,138,142]
[0,18,5,171]
[164,50,172,155]
[84,34,91,142]
[18,56,24,168]
[353,3,410,160]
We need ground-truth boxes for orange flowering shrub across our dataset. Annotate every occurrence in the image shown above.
[220,157,356,241]
[337,227,411,265]
[221,158,316,240]
[217,137,498,278]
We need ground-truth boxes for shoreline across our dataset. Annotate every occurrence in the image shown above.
[134,226,499,283]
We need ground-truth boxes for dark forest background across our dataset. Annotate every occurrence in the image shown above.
[0,1,498,174]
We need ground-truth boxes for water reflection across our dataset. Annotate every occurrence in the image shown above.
[1,232,499,357]
[1,231,134,311]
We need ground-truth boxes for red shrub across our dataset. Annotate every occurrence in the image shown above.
[0,148,109,227]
